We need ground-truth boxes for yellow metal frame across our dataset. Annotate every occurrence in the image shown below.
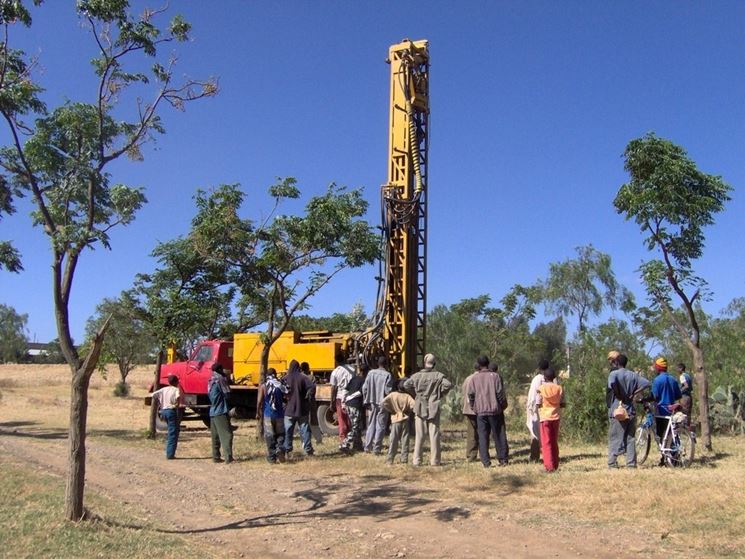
[380,39,429,376]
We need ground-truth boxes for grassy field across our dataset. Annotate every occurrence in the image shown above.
[1,363,745,558]
[0,456,201,559]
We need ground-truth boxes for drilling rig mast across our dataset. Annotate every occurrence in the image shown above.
[357,39,430,377]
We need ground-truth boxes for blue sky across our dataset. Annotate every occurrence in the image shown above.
[1,1,744,343]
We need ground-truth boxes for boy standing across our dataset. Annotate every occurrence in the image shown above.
[536,368,564,472]
[382,379,416,464]
[152,374,183,459]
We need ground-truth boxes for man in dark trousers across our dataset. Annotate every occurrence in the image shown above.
[283,359,316,458]
[468,355,509,468]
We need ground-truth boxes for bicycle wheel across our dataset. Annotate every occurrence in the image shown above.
[635,424,651,466]
[666,429,695,467]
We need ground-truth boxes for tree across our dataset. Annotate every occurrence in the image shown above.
[191,179,379,375]
[0,2,215,520]
[133,236,235,437]
[0,303,28,362]
[0,1,40,273]
[614,132,732,450]
[563,318,649,441]
[706,298,745,393]
[85,293,154,394]
[289,303,370,333]
[541,245,635,333]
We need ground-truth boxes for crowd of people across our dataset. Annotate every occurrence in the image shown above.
[151,350,694,472]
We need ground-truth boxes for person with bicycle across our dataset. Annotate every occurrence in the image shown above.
[651,357,682,463]
[607,353,650,468]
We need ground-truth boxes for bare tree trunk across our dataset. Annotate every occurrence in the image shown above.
[148,349,164,439]
[64,318,109,521]
[260,343,270,378]
[65,369,90,520]
[692,346,712,451]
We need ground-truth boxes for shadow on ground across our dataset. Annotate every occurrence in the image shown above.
[103,471,463,536]
[0,422,67,440]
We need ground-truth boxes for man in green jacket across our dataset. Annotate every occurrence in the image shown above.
[403,353,453,466]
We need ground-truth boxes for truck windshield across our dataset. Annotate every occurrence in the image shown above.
[193,345,214,362]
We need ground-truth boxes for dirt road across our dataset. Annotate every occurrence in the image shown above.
[0,422,645,559]
[0,365,659,558]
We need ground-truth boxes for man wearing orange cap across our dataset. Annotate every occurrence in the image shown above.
[651,357,682,449]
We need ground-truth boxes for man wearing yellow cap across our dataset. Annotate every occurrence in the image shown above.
[651,357,682,450]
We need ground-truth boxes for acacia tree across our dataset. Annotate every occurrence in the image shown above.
[133,237,235,437]
[191,179,379,374]
[0,302,28,362]
[0,2,215,520]
[614,132,732,451]
[541,245,635,333]
[85,293,154,394]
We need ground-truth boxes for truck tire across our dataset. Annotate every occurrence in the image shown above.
[154,400,168,433]
[317,403,338,436]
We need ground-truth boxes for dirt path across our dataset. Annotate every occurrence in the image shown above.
[0,423,644,559]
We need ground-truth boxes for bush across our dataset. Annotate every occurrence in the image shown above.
[113,382,130,398]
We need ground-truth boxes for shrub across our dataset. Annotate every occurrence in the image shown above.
[113,382,130,398]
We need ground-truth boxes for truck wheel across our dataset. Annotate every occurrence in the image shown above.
[317,403,338,436]
[201,414,211,428]
[154,401,168,433]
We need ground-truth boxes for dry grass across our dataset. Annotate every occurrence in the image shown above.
[1,364,744,558]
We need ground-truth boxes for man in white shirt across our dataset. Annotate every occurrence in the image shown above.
[152,374,183,459]
[526,360,548,462]
[329,353,354,449]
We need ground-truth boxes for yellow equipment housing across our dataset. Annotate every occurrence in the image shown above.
[232,330,353,386]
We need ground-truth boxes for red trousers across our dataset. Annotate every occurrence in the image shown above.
[336,399,350,443]
[539,419,560,471]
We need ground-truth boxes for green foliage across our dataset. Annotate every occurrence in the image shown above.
[189,179,379,372]
[615,133,731,268]
[0,1,216,372]
[540,245,635,333]
[427,290,563,422]
[708,385,745,435]
[84,293,154,383]
[614,133,731,330]
[562,319,649,442]
[0,303,28,362]
[705,298,745,392]
[133,237,235,356]
[289,303,369,333]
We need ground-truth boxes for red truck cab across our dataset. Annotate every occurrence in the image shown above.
[158,340,235,422]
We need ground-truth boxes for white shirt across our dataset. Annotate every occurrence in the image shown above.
[153,385,181,409]
[526,373,545,438]
[330,364,354,401]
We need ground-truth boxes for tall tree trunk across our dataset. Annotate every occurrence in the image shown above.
[691,345,712,451]
[65,368,91,520]
[64,318,109,521]
[260,343,270,378]
[148,349,164,439]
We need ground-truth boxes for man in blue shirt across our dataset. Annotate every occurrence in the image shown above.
[651,357,682,444]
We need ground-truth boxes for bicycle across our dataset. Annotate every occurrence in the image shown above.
[635,399,695,467]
